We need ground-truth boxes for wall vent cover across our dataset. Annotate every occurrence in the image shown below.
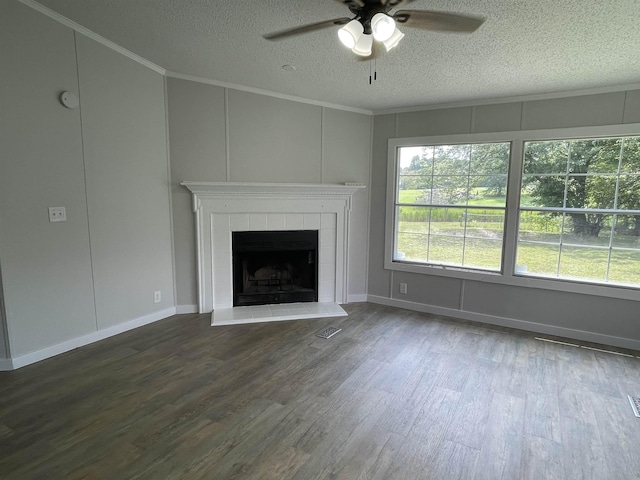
[316,326,342,339]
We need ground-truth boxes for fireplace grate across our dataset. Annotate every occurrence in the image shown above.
[316,326,342,339]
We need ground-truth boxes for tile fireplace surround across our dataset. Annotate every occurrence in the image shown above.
[181,182,364,325]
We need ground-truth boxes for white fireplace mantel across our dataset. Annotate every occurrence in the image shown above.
[182,182,365,314]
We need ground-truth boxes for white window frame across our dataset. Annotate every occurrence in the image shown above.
[385,124,640,302]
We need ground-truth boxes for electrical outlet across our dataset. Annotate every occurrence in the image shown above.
[48,206,67,223]
[399,283,407,294]
[154,291,161,303]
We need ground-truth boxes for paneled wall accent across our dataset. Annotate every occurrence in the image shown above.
[167,78,372,310]
[0,1,174,364]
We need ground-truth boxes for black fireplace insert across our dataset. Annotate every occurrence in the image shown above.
[232,230,318,307]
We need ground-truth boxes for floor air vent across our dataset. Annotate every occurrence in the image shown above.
[316,326,341,339]
[628,395,640,418]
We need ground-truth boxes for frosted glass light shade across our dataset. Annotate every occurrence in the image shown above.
[352,33,373,56]
[338,20,363,49]
[383,27,404,51]
[371,13,396,42]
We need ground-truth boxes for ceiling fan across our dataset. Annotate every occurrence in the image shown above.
[262,0,486,58]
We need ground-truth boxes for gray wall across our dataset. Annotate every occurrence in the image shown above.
[167,78,372,308]
[369,90,640,347]
[0,1,173,357]
[0,266,8,358]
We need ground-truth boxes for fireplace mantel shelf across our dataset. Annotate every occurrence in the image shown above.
[181,181,365,198]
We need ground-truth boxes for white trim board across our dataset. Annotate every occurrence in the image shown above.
[17,0,371,115]
[367,295,640,352]
[373,82,640,115]
[182,182,364,313]
[212,302,347,326]
[18,0,166,75]
[166,72,372,116]
[18,0,640,120]
[8,307,176,370]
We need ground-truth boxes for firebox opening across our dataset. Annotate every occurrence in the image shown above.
[232,230,318,307]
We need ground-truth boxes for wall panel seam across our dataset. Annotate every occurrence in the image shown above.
[163,76,178,307]
[74,31,99,331]
[224,88,230,181]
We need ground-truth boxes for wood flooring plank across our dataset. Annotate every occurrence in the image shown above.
[559,415,610,480]
[520,434,564,480]
[1,303,638,479]
[473,393,524,480]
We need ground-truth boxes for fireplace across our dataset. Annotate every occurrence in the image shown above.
[181,181,364,314]
[232,230,318,307]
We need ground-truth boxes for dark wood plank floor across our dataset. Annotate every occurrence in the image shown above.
[1,303,639,479]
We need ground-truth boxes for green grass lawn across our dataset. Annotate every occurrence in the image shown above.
[395,188,640,286]
[397,220,640,286]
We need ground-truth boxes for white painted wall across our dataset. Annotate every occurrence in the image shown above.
[0,267,9,359]
[368,90,640,349]
[167,78,372,309]
[75,35,174,328]
[0,1,174,361]
[0,1,97,357]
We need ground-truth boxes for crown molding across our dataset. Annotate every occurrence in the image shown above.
[166,71,373,116]
[19,0,166,75]
[373,82,640,116]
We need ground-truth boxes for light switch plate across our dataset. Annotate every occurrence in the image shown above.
[48,206,67,222]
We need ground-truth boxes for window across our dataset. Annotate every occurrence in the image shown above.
[387,125,640,296]
[394,142,510,272]
[517,136,640,287]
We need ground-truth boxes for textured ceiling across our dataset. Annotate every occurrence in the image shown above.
[33,0,640,112]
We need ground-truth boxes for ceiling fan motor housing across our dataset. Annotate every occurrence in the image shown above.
[346,1,391,34]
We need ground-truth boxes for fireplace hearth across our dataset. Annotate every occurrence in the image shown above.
[232,230,318,307]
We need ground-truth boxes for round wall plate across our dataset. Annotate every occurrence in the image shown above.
[59,91,79,109]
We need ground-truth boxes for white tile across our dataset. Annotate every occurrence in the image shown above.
[319,281,335,302]
[266,213,286,230]
[320,228,336,246]
[249,213,267,230]
[268,304,291,313]
[211,302,347,326]
[230,213,250,231]
[285,213,304,230]
[250,305,272,315]
[320,213,337,229]
[319,262,336,283]
[212,214,230,233]
[303,213,321,230]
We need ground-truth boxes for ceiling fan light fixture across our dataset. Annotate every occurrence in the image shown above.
[383,27,404,51]
[371,13,396,42]
[338,19,363,49]
[352,33,373,56]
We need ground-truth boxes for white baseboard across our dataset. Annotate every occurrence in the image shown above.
[9,307,176,370]
[367,295,640,352]
[347,294,368,303]
[0,358,14,371]
[176,305,198,314]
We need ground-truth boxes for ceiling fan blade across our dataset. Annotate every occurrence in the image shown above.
[385,0,418,7]
[334,0,365,7]
[263,17,352,41]
[393,10,486,33]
